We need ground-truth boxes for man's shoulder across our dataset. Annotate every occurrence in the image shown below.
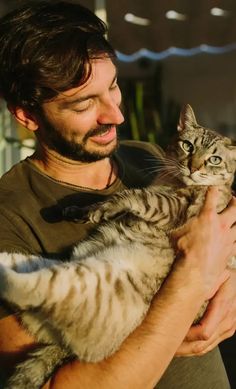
[0,159,29,191]
[115,140,165,188]
[119,140,165,158]
[0,159,33,209]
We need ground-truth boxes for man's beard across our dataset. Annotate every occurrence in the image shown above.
[38,115,120,163]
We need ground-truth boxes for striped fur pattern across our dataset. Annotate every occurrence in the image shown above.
[0,104,236,389]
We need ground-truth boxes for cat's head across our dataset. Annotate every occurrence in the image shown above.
[168,104,236,186]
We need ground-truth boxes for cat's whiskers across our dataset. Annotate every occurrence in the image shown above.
[157,171,181,182]
[140,165,181,180]
[142,165,179,175]
[143,156,182,173]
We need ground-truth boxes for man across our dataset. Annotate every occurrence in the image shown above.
[0,2,235,388]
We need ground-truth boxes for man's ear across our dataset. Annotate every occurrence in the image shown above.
[9,106,39,132]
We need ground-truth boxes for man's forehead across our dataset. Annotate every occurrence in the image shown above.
[52,58,117,104]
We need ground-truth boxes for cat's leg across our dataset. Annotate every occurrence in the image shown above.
[0,252,31,268]
[0,258,106,311]
[63,186,180,223]
[90,187,190,228]
[5,344,70,389]
[89,188,170,223]
[0,251,59,272]
[73,216,164,260]
[88,190,138,223]
[72,221,123,258]
[64,186,189,226]
[0,264,60,308]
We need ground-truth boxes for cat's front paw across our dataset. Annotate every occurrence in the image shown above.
[62,202,122,224]
[88,208,104,223]
[62,205,90,222]
[89,204,112,223]
[89,200,125,224]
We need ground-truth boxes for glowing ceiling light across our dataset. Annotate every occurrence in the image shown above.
[124,13,151,26]
[116,43,236,62]
[210,7,229,16]
[165,10,187,21]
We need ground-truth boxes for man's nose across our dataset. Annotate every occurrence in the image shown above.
[97,100,124,125]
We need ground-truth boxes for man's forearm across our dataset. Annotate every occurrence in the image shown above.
[45,263,206,389]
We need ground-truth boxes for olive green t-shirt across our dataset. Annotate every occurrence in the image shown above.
[0,140,164,316]
[0,140,230,389]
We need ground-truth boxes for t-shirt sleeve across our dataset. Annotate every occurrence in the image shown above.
[0,212,33,318]
[0,211,37,254]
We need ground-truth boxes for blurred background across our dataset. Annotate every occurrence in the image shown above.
[0,0,235,386]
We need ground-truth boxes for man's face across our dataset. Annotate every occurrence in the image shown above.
[37,58,124,162]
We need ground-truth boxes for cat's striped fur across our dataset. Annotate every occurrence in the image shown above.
[0,104,236,389]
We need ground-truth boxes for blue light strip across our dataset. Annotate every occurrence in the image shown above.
[116,43,236,62]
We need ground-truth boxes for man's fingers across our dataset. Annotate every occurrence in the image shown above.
[185,306,222,342]
[171,223,188,241]
[199,186,218,215]
[176,325,235,357]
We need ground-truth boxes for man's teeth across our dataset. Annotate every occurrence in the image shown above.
[99,130,110,136]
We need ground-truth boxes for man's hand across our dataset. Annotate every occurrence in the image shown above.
[176,270,236,356]
[174,191,236,357]
[172,188,236,299]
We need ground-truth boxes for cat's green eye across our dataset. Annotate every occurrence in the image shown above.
[180,140,194,153]
[208,156,222,165]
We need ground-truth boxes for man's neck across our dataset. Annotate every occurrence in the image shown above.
[29,147,117,190]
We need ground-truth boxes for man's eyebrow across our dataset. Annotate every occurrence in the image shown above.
[59,71,118,108]
[59,94,95,108]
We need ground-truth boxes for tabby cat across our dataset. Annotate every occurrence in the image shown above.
[0,104,236,389]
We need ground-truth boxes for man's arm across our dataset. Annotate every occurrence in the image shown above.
[0,314,36,381]
[175,195,236,357]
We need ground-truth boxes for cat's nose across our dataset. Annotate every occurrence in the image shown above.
[190,166,198,173]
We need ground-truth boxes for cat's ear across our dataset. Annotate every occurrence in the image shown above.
[178,104,198,132]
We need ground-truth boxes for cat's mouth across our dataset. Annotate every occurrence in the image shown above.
[181,176,200,186]
[182,172,230,186]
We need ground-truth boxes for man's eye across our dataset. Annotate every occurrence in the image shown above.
[110,77,118,90]
[73,100,92,112]
[110,82,118,90]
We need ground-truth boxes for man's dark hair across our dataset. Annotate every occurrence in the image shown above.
[0,1,115,113]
